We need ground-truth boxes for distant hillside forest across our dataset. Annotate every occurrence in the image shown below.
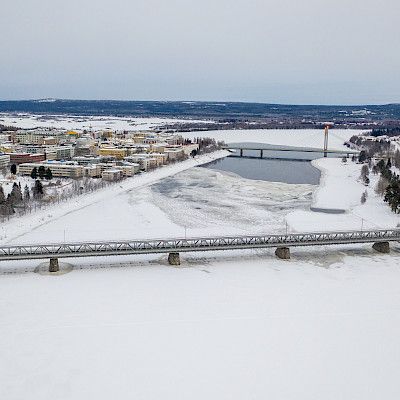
[1,100,400,130]
[370,128,400,137]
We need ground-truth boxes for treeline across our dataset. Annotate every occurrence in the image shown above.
[193,137,225,154]
[0,180,44,216]
[348,135,391,158]
[0,173,117,222]
[370,128,400,138]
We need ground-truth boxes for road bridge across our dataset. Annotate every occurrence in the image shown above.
[0,229,398,272]
[222,145,359,159]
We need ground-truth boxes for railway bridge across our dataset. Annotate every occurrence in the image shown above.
[0,229,398,272]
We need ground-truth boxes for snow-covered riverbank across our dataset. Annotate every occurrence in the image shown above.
[287,157,400,232]
[0,150,229,244]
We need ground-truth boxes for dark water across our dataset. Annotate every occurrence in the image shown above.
[203,143,328,185]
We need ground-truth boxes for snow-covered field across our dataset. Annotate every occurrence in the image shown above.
[0,113,210,131]
[2,128,400,400]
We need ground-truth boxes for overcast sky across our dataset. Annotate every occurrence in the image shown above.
[1,0,399,104]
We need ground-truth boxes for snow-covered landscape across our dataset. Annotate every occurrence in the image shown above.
[1,122,400,399]
[0,113,210,131]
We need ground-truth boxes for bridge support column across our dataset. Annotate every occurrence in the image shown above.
[240,149,243,157]
[49,258,59,273]
[372,241,390,254]
[275,247,290,260]
[260,149,263,158]
[168,252,181,266]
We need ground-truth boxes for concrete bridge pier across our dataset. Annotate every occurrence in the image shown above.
[260,149,263,158]
[275,247,290,260]
[168,252,181,266]
[372,241,390,253]
[49,258,59,273]
[240,149,243,157]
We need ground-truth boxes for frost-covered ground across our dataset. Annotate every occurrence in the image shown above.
[2,129,400,400]
[0,113,210,131]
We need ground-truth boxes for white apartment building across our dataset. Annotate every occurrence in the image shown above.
[15,130,66,145]
[0,154,10,169]
[45,146,75,160]
[102,169,123,181]
[18,162,84,178]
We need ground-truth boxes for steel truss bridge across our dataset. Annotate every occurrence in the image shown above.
[0,229,399,262]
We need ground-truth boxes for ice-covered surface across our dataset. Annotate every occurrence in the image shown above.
[0,113,210,131]
[1,166,313,246]
[181,128,360,151]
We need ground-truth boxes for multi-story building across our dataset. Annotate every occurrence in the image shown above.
[45,146,75,160]
[164,147,185,161]
[15,130,66,145]
[102,169,123,181]
[98,147,127,160]
[18,162,84,178]
[83,165,102,178]
[0,154,10,169]
[8,153,46,164]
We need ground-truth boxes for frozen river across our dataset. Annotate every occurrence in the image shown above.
[202,142,324,184]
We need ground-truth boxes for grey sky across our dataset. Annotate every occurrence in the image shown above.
[1,0,399,104]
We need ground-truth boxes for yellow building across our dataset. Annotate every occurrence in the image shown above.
[98,147,127,160]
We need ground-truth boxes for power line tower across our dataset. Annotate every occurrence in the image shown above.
[323,125,329,157]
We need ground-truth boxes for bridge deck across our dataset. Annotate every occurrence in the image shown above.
[0,229,398,261]
[222,146,359,155]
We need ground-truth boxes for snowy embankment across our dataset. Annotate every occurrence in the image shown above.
[287,158,400,232]
[0,150,229,244]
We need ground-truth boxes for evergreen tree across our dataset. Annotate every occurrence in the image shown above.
[45,168,53,180]
[387,158,392,169]
[358,150,367,163]
[384,179,400,213]
[361,191,367,204]
[376,159,385,172]
[31,167,38,180]
[10,164,17,175]
[32,180,44,199]
[9,182,22,204]
[0,185,5,203]
[23,185,30,202]
[38,165,46,179]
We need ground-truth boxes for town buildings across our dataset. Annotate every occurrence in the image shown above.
[1,128,199,181]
